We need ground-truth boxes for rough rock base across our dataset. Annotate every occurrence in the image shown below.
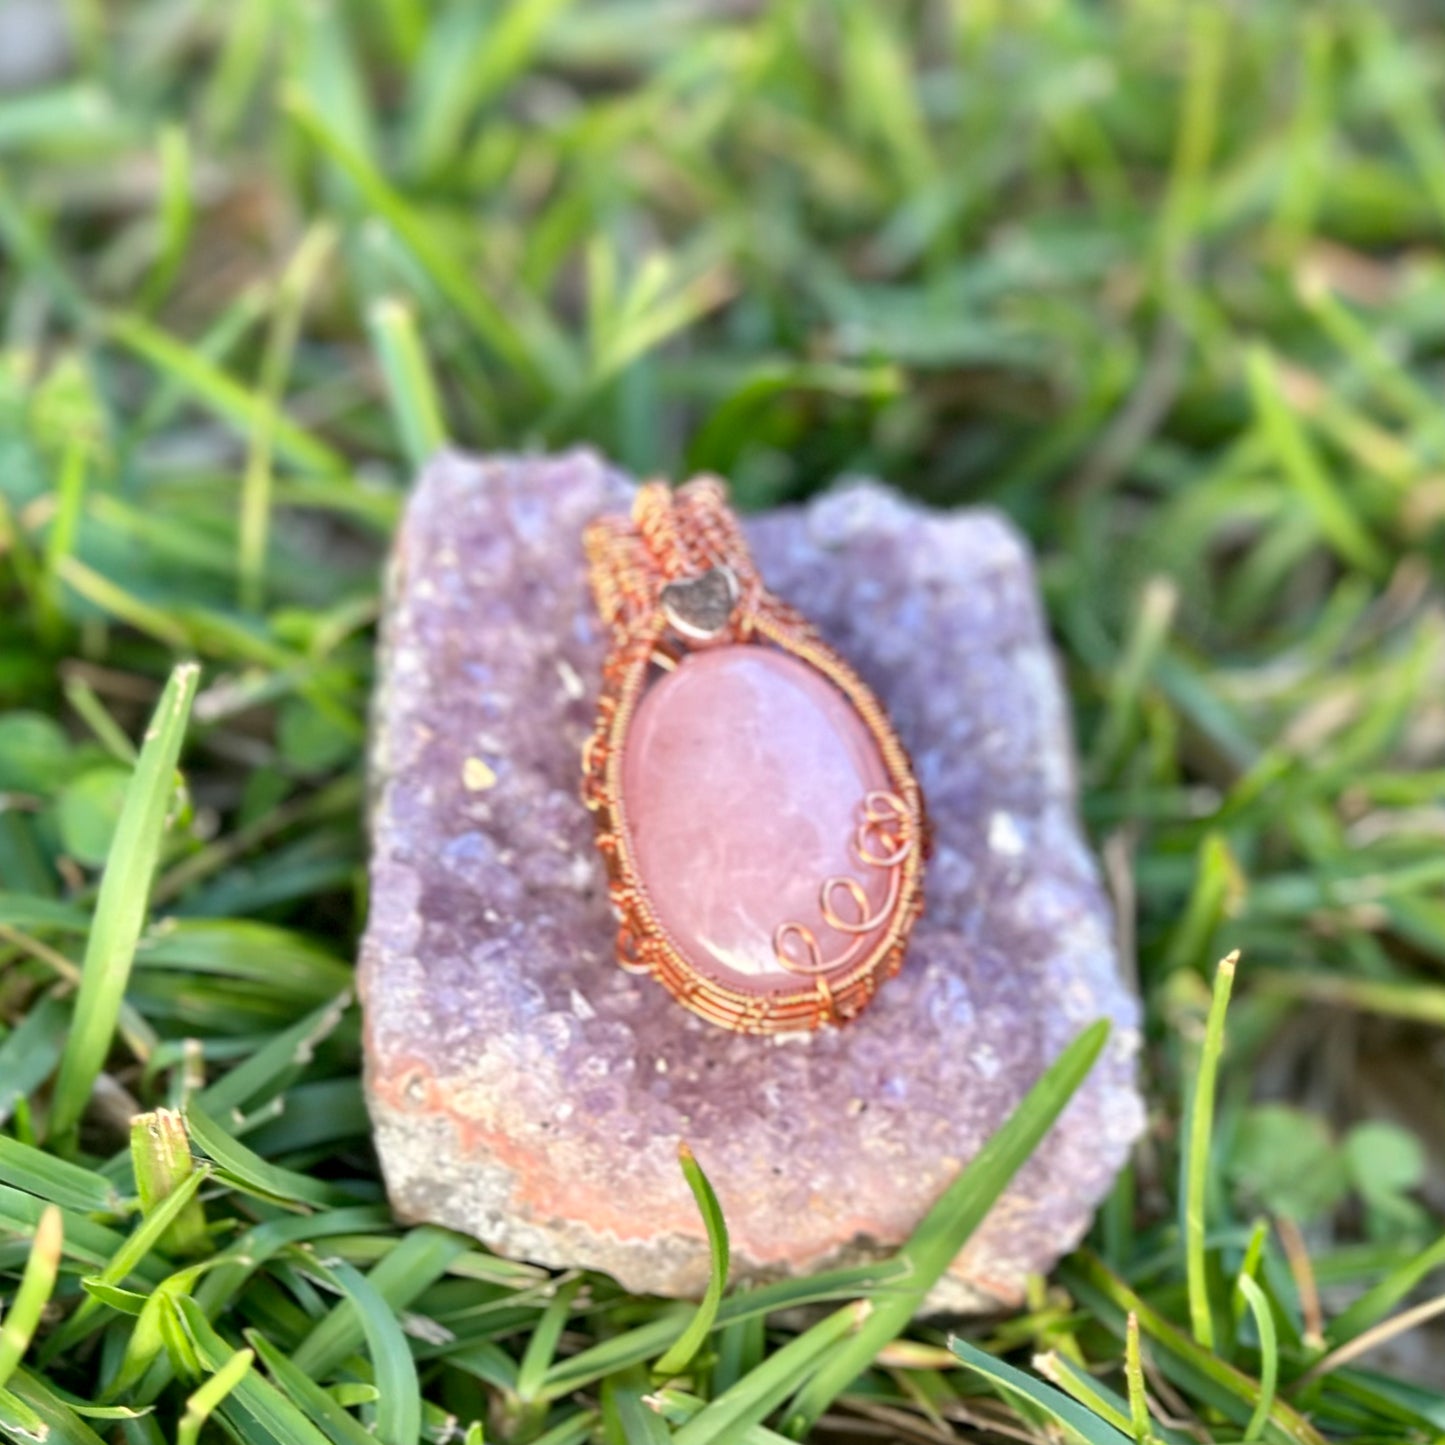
[360,450,1143,1310]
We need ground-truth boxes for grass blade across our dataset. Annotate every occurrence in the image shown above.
[1184,951,1236,1351]
[49,663,200,1144]
[107,313,345,477]
[0,993,69,1126]
[1036,1351,1184,1443]
[0,1369,107,1445]
[1246,346,1388,576]
[672,1303,867,1445]
[284,90,555,390]
[195,991,353,1117]
[174,1297,335,1445]
[238,223,338,612]
[0,1206,62,1389]
[779,1019,1113,1437]
[40,1166,211,1359]
[601,1365,672,1445]
[654,1143,730,1379]
[950,1338,1132,1444]
[1323,1231,1445,1349]
[1125,1313,1153,1443]
[516,1277,584,1405]
[185,1100,353,1209]
[141,123,194,311]
[247,1332,378,1445]
[290,1226,467,1377]
[1236,1276,1279,1442]
[1064,1252,1327,1445]
[0,1138,120,1214]
[306,1258,422,1445]
[367,298,449,471]
[177,1347,254,1445]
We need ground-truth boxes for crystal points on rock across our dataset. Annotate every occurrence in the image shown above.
[621,645,893,989]
[361,448,1144,1310]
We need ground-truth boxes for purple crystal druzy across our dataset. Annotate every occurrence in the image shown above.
[360,449,1143,1309]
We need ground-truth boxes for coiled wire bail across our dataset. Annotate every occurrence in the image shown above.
[583,477,761,643]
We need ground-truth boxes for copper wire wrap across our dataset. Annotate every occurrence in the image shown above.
[582,477,927,1034]
[585,478,762,635]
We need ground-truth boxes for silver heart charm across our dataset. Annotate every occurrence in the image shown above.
[659,565,739,641]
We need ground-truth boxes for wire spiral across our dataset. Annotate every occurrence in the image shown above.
[772,791,914,976]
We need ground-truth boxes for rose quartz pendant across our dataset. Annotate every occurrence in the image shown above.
[623,646,895,989]
[582,478,925,1033]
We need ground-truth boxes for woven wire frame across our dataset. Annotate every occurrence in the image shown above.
[581,480,926,1034]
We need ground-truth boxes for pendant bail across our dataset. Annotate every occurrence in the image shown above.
[584,478,760,642]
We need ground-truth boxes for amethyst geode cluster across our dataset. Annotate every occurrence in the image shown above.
[360,450,1143,1309]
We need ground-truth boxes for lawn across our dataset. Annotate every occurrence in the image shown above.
[1,0,1444,1441]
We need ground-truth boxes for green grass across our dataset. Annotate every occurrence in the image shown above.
[1,0,1445,1440]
